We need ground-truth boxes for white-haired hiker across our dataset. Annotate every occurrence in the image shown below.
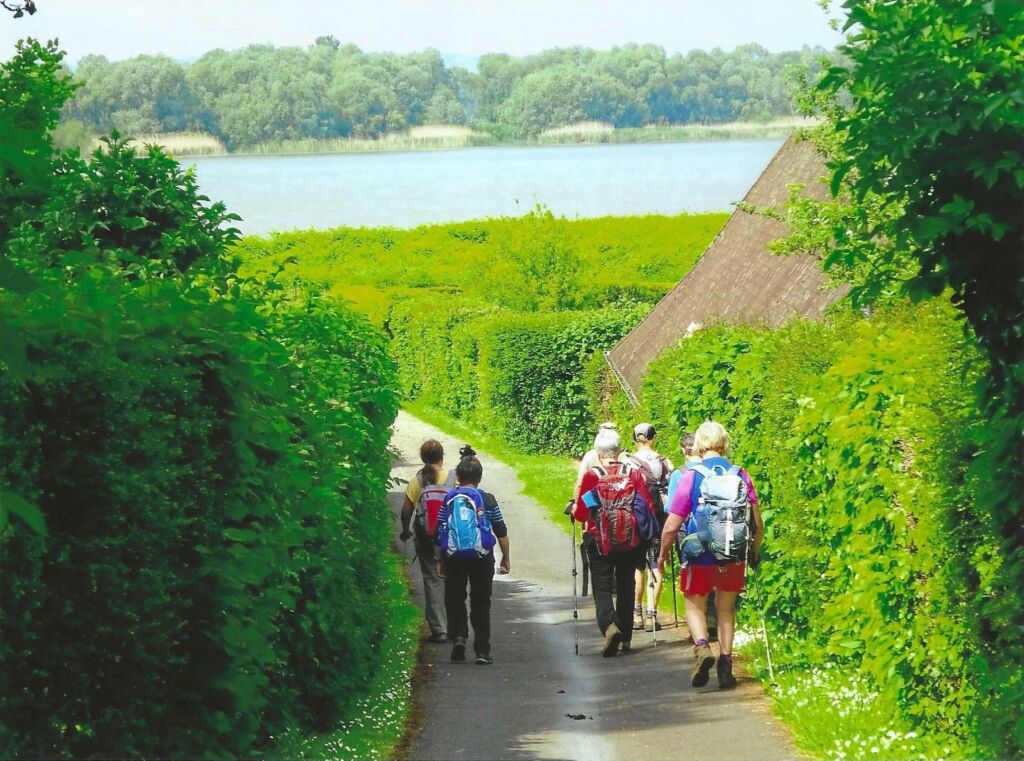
[658,421,763,688]
[573,428,655,657]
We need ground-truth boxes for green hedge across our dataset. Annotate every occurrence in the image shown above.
[617,300,999,754]
[389,303,646,455]
[0,43,401,758]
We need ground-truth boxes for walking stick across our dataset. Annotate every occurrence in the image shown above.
[751,562,777,685]
[566,500,580,656]
[647,551,658,647]
[745,532,776,686]
[669,547,679,628]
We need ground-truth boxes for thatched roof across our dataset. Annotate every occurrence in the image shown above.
[606,136,848,405]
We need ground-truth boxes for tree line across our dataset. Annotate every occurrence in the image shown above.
[60,39,834,148]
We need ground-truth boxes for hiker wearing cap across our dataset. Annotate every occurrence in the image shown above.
[399,439,454,643]
[658,421,763,689]
[574,427,655,657]
[627,423,673,633]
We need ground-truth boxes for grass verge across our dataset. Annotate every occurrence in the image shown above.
[269,554,419,761]
[738,641,978,761]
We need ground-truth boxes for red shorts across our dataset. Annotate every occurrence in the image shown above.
[680,562,746,596]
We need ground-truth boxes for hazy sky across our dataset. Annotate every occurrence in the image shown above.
[1,0,845,66]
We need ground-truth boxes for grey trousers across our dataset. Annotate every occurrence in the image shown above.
[416,536,447,636]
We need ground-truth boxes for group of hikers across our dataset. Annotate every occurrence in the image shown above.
[398,419,763,690]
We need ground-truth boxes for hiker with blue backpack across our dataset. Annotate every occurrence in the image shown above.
[436,449,510,665]
[573,427,658,657]
[399,439,456,643]
[657,421,764,689]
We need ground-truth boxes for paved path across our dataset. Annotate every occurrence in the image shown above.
[389,411,796,761]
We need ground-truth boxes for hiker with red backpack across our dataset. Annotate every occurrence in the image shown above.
[627,423,674,634]
[436,448,510,665]
[573,427,658,657]
[399,439,456,643]
[657,421,764,689]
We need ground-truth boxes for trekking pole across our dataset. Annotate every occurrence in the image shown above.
[668,548,679,628]
[751,563,777,686]
[565,499,581,655]
[647,553,658,647]
[571,515,580,656]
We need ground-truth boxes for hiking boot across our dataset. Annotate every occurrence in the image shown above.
[451,637,467,662]
[602,623,623,657]
[620,640,632,653]
[645,611,661,632]
[474,653,494,665]
[717,656,737,689]
[691,642,715,687]
[633,608,644,630]
[427,632,448,644]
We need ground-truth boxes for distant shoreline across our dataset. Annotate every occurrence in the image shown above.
[119,120,818,160]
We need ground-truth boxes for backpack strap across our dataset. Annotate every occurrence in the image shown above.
[690,464,713,479]
[591,465,607,477]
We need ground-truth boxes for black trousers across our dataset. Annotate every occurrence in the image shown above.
[584,534,641,643]
[443,555,495,655]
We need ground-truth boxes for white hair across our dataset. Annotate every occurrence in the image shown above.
[594,428,622,456]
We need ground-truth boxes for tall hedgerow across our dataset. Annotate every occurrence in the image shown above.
[0,40,399,758]
[625,300,990,755]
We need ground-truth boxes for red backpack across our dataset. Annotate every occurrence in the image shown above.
[589,462,640,555]
[413,468,457,540]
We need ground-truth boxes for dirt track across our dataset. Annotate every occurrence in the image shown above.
[389,410,796,761]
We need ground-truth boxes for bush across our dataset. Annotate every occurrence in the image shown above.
[0,41,400,759]
[627,300,992,751]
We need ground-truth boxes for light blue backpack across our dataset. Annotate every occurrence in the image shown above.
[439,487,497,560]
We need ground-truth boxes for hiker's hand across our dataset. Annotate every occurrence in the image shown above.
[399,529,412,542]
[436,562,445,579]
[656,557,666,574]
[499,556,510,575]
[749,552,761,569]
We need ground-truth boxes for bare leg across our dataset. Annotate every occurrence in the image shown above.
[634,569,644,607]
[683,593,709,642]
[715,590,739,654]
[649,566,663,610]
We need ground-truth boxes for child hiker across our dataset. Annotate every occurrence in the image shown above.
[436,449,510,665]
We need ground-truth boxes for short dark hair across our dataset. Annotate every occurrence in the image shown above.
[456,456,483,485]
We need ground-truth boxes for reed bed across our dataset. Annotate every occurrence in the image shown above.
[533,118,820,145]
[239,127,494,155]
[92,132,229,157]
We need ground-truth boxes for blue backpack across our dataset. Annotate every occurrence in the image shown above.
[439,487,497,559]
[679,460,753,564]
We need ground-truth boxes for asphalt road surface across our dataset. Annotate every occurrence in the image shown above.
[389,411,796,761]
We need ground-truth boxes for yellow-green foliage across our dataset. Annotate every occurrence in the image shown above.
[236,210,726,323]
[236,210,726,453]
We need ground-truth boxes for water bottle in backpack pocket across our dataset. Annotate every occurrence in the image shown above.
[440,487,497,559]
[680,463,752,563]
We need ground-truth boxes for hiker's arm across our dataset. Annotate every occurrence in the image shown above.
[497,535,510,573]
[399,495,414,540]
[743,470,764,556]
[573,471,598,522]
[657,513,685,570]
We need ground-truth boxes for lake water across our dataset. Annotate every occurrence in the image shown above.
[187,139,785,236]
